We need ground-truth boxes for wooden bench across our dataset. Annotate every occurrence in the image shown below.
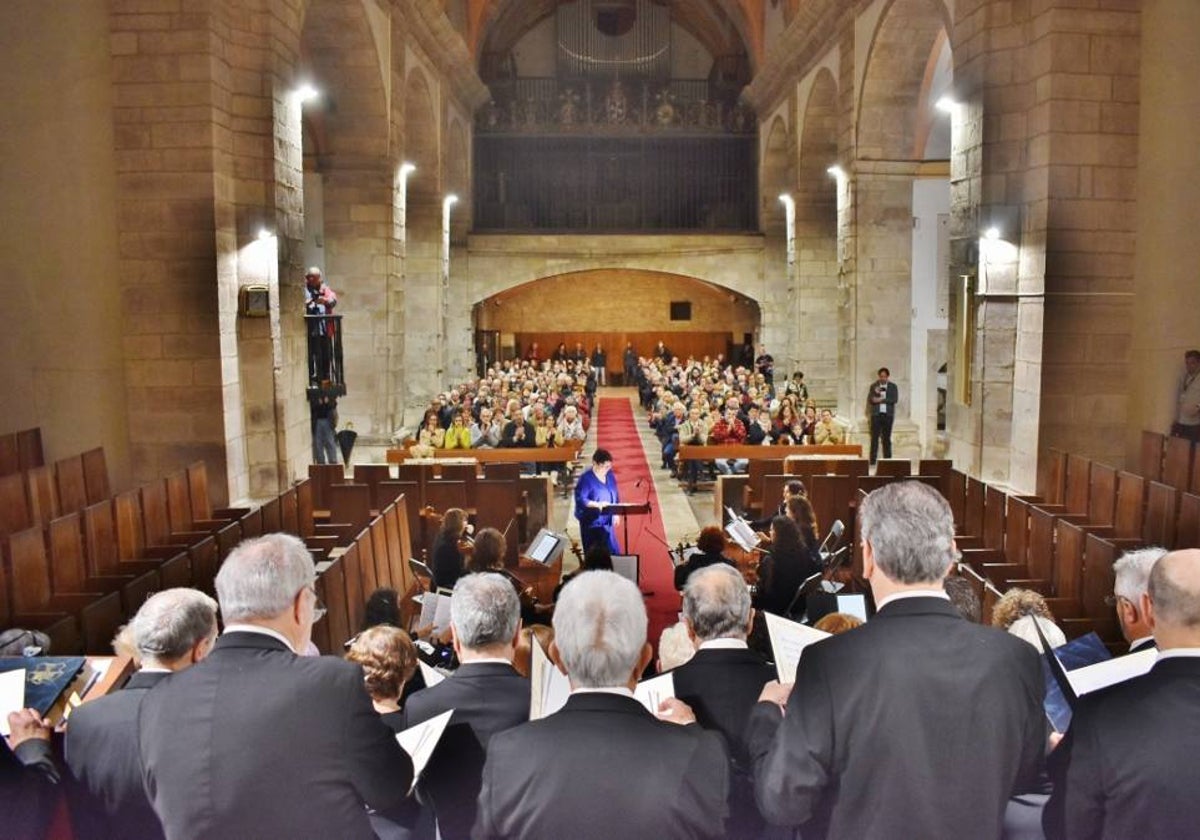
[386,441,584,465]
[677,443,863,462]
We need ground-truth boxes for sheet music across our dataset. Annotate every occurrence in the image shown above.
[395,709,454,792]
[1065,648,1156,696]
[0,669,26,737]
[633,672,675,715]
[529,638,570,720]
[836,594,868,622]
[612,554,639,585]
[724,508,759,553]
[418,660,446,688]
[764,612,830,684]
[418,591,453,634]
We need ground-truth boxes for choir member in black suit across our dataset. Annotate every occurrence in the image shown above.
[403,573,529,840]
[139,533,413,840]
[672,564,777,840]
[65,588,218,840]
[1111,546,1165,654]
[748,481,1045,840]
[1044,548,1200,840]
[473,570,729,840]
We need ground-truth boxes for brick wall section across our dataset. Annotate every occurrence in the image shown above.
[110,1,230,501]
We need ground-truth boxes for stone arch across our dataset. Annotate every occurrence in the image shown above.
[404,67,441,202]
[760,114,794,236]
[298,0,390,166]
[797,68,838,236]
[856,0,951,161]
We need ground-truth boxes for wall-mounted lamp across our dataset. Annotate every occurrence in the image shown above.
[827,165,846,180]
[935,95,958,114]
[257,228,274,241]
[294,83,319,105]
[399,162,417,178]
[980,206,1019,244]
[983,226,1001,241]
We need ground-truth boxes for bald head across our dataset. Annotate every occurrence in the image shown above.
[1148,549,1200,647]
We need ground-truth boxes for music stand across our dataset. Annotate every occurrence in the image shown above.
[606,502,651,553]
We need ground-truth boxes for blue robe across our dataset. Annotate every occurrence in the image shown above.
[574,468,621,553]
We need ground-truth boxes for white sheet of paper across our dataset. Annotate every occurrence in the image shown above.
[529,638,571,720]
[418,592,453,634]
[418,660,446,688]
[764,612,830,684]
[836,594,868,622]
[1066,648,1157,696]
[633,672,675,715]
[395,709,454,792]
[0,669,26,737]
[612,554,639,585]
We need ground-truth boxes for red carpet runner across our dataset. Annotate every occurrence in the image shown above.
[594,397,680,648]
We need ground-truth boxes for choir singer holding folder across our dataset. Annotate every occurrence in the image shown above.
[574,448,621,553]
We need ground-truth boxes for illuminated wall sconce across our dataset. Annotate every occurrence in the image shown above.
[935,95,958,114]
[778,193,796,267]
[294,83,319,105]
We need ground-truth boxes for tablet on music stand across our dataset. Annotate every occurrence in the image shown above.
[526,529,567,565]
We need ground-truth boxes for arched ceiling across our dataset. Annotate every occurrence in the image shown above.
[459,0,765,70]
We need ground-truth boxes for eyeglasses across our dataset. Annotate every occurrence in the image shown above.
[1103,594,1127,608]
[306,586,327,624]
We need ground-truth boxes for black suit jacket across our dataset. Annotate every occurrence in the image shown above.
[138,632,413,840]
[65,670,169,840]
[747,597,1044,840]
[672,646,776,840]
[402,662,529,840]
[473,692,729,840]
[1043,656,1200,840]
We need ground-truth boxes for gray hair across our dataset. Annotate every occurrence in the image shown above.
[215,533,315,622]
[860,481,957,584]
[1113,546,1166,602]
[1148,549,1200,628]
[682,564,752,642]
[129,588,219,662]
[657,622,695,672]
[451,573,520,649]
[553,570,646,688]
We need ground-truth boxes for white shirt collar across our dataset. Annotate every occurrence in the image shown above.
[570,686,635,698]
[1129,635,1154,650]
[222,624,296,653]
[698,638,748,651]
[1156,647,1200,660]
[458,657,514,666]
[876,589,951,611]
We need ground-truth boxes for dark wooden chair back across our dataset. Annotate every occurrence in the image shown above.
[1163,436,1194,493]
[81,448,110,504]
[1144,481,1178,548]
[1140,430,1165,482]
[1088,463,1118,527]
[55,456,89,515]
[0,472,32,539]
[1176,492,1200,550]
[1064,453,1091,514]
[328,483,372,537]
[1114,471,1145,538]
[16,428,44,471]
[26,465,60,526]
[1037,448,1067,506]
[874,459,911,478]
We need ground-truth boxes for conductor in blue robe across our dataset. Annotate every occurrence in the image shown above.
[574,448,621,553]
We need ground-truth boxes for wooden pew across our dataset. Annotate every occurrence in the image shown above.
[1177,493,1200,549]
[679,443,862,462]
[55,455,89,515]
[1144,481,1178,548]
[983,484,1007,551]
[16,427,44,472]
[874,459,911,478]
[0,432,18,476]
[8,526,124,654]
[356,528,380,600]
[963,477,986,539]
[370,519,394,591]
[809,475,852,538]
[1163,436,1194,494]
[260,496,282,533]
[0,472,32,540]
[81,447,110,504]
[26,465,60,526]
[1114,471,1145,539]
[386,443,584,466]
[437,463,478,502]
[918,459,953,497]
[475,480,527,566]
[945,470,967,530]
[352,464,393,509]
[186,461,249,523]
[328,483,372,538]
[742,459,785,516]
[1140,430,1165,483]
[341,543,365,633]
[308,463,345,511]
[1037,448,1067,506]
[0,558,81,654]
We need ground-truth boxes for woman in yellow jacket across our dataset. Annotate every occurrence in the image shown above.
[442,411,473,449]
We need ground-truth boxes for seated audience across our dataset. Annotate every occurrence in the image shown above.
[1111,545,1166,653]
[65,589,218,840]
[813,409,846,445]
[1044,549,1200,840]
[674,525,738,590]
[672,564,775,840]
[469,407,502,449]
[676,406,710,493]
[414,410,445,455]
[747,482,1045,840]
[474,571,729,840]
[403,574,529,840]
[138,533,413,839]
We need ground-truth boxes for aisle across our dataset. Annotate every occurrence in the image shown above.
[592,396,680,647]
